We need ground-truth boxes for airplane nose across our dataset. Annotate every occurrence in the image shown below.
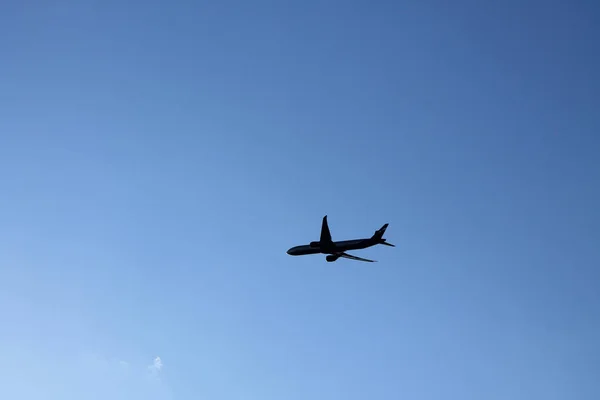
[286,248,292,255]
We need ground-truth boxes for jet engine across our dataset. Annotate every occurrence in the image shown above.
[326,254,340,262]
[309,241,320,248]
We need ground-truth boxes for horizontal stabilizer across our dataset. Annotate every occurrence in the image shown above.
[372,223,394,248]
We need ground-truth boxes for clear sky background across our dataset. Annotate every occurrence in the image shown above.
[1,1,599,399]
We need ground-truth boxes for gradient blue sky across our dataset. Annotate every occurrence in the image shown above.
[1,1,599,399]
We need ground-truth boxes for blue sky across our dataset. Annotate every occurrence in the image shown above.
[1,0,599,398]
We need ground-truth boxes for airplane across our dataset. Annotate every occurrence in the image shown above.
[286,215,395,262]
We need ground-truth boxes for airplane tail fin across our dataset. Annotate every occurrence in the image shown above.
[372,223,395,247]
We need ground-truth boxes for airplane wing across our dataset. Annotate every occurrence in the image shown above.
[320,215,332,243]
[339,252,376,263]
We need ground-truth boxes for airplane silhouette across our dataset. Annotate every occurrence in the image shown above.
[286,215,395,262]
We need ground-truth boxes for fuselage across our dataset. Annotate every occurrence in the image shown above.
[287,238,374,256]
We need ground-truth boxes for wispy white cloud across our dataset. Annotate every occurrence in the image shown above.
[147,356,164,385]
[74,352,172,399]
[150,356,163,372]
